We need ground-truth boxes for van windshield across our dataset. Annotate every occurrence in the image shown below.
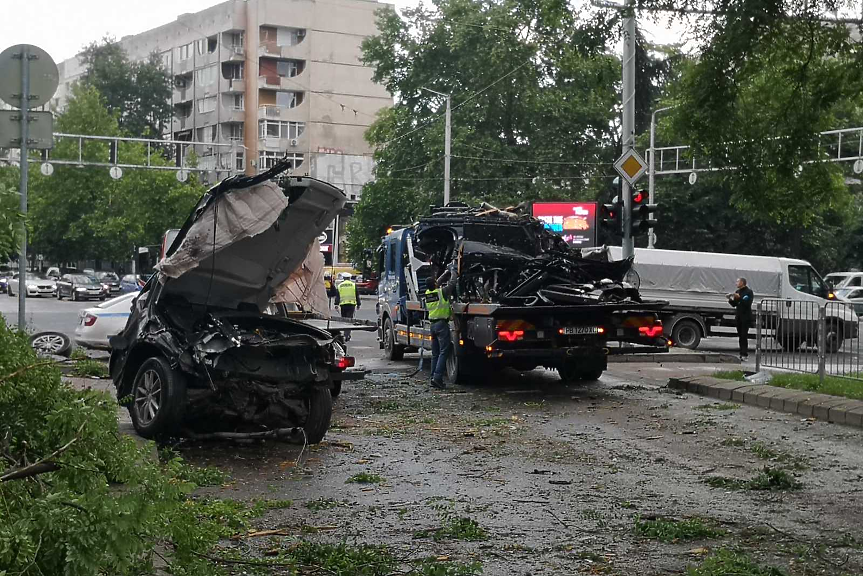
[789,265,830,298]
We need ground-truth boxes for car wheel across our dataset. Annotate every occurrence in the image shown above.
[29,331,73,357]
[825,322,845,354]
[72,290,78,301]
[330,377,342,399]
[671,319,702,349]
[303,387,333,444]
[557,362,580,382]
[130,357,187,439]
[383,317,404,361]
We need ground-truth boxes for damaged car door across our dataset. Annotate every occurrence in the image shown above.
[109,161,346,442]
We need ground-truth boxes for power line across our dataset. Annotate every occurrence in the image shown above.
[387,155,444,173]
[451,153,610,167]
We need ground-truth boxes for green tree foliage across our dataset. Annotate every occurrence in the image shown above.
[0,168,22,261]
[27,85,205,263]
[349,0,624,259]
[80,38,173,138]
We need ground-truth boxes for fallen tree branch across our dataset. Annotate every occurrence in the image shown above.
[192,551,338,575]
[183,427,303,442]
[0,421,86,482]
[0,359,65,385]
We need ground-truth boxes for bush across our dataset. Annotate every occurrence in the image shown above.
[0,319,218,575]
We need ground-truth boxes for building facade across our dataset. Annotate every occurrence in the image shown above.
[55,0,391,263]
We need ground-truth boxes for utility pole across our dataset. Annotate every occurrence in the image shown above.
[620,0,636,259]
[648,105,675,249]
[17,46,30,331]
[421,87,451,205]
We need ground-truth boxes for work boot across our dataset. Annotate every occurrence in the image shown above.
[431,377,446,390]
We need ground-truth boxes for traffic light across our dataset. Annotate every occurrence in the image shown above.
[600,195,622,234]
[631,189,658,235]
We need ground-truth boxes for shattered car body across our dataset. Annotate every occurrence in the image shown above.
[109,162,346,442]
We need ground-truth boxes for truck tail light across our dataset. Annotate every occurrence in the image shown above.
[638,324,663,337]
[337,356,355,369]
[83,314,98,327]
[498,330,524,342]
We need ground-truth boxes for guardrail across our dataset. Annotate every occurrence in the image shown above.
[756,298,861,383]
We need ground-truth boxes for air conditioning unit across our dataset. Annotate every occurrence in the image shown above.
[290,138,299,147]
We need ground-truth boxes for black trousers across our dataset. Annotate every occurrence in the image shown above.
[340,304,356,319]
[736,314,751,356]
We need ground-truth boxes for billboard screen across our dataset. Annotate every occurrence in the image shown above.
[531,202,598,248]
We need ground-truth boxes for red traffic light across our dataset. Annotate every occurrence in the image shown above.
[632,191,644,204]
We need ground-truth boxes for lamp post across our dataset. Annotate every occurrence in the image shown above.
[648,105,676,248]
[421,87,451,206]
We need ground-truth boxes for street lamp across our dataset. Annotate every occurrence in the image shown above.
[420,87,451,206]
[648,104,677,248]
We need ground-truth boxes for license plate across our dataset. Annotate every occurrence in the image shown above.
[563,326,600,335]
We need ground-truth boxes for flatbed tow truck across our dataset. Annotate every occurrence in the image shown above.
[375,203,669,384]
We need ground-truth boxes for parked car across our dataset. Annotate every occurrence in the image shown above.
[835,287,863,315]
[109,164,347,442]
[46,266,79,280]
[56,274,104,301]
[825,271,863,289]
[75,292,137,350]
[7,272,56,298]
[120,274,143,293]
[95,271,122,295]
[0,265,12,294]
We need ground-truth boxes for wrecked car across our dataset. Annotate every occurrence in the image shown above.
[109,160,347,443]
[377,203,668,384]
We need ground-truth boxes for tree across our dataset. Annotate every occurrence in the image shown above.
[350,0,624,260]
[28,85,205,264]
[0,168,22,262]
[80,38,172,138]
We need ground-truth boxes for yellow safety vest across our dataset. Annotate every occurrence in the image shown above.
[338,280,357,305]
[425,288,451,320]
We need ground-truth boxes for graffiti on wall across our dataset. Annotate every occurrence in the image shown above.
[310,153,375,201]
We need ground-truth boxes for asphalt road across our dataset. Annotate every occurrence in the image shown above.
[0,291,97,334]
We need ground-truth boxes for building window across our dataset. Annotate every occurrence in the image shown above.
[276,60,303,78]
[197,96,216,113]
[160,50,172,69]
[196,39,207,55]
[223,62,243,80]
[227,32,244,47]
[276,27,306,47]
[196,125,217,143]
[259,151,304,171]
[195,65,217,87]
[227,123,244,140]
[232,94,244,110]
[236,150,245,171]
[207,36,217,53]
[275,91,303,108]
[258,120,305,140]
[178,43,192,61]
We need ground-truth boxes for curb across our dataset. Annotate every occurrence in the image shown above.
[609,352,740,364]
[668,375,863,429]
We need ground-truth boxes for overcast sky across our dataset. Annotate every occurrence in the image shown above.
[2,0,691,65]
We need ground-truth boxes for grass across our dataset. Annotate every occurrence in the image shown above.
[721,437,746,447]
[686,549,787,576]
[769,372,863,401]
[712,370,747,381]
[346,472,385,484]
[305,497,342,511]
[71,358,109,378]
[705,466,802,491]
[635,516,725,543]
[749,442,808,470]
[414,517,488,542]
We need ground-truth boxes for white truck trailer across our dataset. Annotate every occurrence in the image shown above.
[604,247,857,351]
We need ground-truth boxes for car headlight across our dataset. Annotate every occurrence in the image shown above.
[76,287,86,292]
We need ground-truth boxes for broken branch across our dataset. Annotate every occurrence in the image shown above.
[0,422,86,482]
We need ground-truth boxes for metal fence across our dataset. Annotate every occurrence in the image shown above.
[756,298,862,382]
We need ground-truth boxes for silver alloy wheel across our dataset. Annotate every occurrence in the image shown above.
[134,369,162,426]
[31,333,66,354]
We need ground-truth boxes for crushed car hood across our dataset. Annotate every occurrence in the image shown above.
[157,175,345,310]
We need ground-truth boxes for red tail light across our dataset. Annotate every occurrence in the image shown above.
[83,314,97,327]
[638,325,663,337]
[498,330,524,342]
[337,356,355,369]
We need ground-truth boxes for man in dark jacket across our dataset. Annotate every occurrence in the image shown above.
[727,277,754,360]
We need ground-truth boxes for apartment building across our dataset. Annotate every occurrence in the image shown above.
[55,0,391,262]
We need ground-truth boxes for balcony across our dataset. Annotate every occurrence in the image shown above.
[258,132,307,152]
[221,103,245,123]
[221,77,245,93]
[174,57,193,75]
[257,42,309,61]
[221,44,244,61]
[257,74,306,91]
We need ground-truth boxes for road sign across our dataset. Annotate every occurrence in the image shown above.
[109,166,123,180]
[614,149,648,186]
[0,110,53,149]
[40,162,53,176]
[0,45,58,110]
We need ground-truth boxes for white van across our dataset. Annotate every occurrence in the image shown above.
[605,247,857,350]
[825,271,863,289]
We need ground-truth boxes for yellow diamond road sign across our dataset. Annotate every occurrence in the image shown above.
[614,149,647,186]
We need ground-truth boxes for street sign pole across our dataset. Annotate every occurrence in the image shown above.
[621,0,636,259]
[17,46,30,331]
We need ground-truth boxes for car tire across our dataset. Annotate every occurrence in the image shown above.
[330,378,342,399]
[72,290,78,302]
[383,317,404,361]
[29,331,73,357]
[671,319,702,349]
[557,362,580,382]
[130,357,187,439]
[303,387,333,444]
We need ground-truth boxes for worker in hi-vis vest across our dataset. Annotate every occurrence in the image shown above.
[424,274,456,389]
[334,277,360,319]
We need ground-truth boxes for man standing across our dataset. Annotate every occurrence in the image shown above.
[425,275,456,389]
[335,276,360,320]
[727,277,754,360]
